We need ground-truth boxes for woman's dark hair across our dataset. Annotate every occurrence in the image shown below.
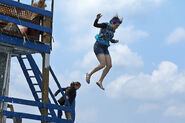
[110,15,123,24]
[70,81,81,87]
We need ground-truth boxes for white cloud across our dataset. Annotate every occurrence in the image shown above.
[166,27,185,44]
[111,44,144,68]
[56,0,165,18]
[55,0,163,33]
[69,70,83,80]
[68,29,97,52]
[171,73,185,93]
[76,51,97,68]
[106,61,185,100]
[164,105,185,117]
[77,44,143,69]
[137,103,159,113]
[151,61,178,82]
[116,25,149,43]
[106,75,135,98]
[107,72,164,100]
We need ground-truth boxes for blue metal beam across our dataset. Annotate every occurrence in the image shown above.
[0,0,53,17]
[0,14,52,34]
[0,33,50,53]
[3,110,73,123]
[0,96,71,112]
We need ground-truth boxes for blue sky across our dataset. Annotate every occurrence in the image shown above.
[7,0,185,123]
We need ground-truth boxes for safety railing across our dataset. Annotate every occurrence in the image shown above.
[0,0,53,53]
[0,96,73,123]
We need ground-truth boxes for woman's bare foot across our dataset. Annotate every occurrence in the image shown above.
[96,82,104,90]
[86,73,91,84]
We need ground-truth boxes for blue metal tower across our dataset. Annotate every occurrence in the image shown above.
[0,0,73,123]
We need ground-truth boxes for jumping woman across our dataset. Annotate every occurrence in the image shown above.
[86,13,122,90]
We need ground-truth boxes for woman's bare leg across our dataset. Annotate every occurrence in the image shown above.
[97,55,112,89]
[86,54,106,83]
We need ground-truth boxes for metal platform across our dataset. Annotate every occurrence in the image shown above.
[0,33,50,55]
[0,0,72,122]
[0,0,52,55]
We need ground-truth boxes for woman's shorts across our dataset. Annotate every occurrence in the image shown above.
[93,41,109,55]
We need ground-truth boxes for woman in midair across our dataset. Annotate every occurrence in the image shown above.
[86,13,122,90]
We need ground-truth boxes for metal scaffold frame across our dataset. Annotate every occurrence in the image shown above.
[0,0,74,123]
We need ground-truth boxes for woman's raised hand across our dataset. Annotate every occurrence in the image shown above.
[96,13,102,20]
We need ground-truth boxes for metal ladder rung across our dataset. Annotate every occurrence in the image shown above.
[26,69,32,71]
[21,57,27,59]
[29,76,35,78]
[33,83,39,85]
[36,91,42,93]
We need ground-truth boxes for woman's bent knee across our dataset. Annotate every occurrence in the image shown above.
[99,64,106,68]
[106,64,112,69]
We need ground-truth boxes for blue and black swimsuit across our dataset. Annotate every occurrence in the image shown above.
[93,19,117,55]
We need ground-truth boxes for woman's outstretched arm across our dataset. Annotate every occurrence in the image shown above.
[93,13,107,28]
